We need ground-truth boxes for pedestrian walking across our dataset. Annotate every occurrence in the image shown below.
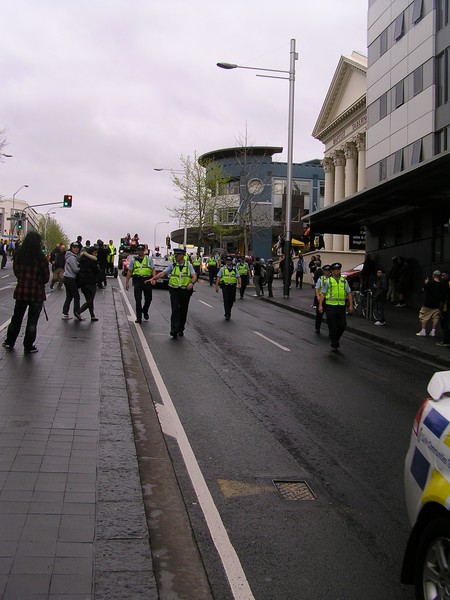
[237,256,251,299]
[96,239,109,288]
[215,256,241,320]
[147,247,197,338]
[373,268,388,326]
[50,244,66,289]
[76,246,100,322]
[416,270,446,337]
[266,259,275,298]
[62,242,81,320]
[318,262,353,352]
[0,239,8,269]
[295,254,306,289]
[252,257,264,297]
[125,245,155,324]
[2,231,49,353]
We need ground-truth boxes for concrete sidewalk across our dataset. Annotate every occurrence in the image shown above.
[259,278,450,368]
[0,284,157,600]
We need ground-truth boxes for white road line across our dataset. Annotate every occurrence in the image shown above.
[253,331,291,352]
[198,299,213,308]
[0,319,11,332]
[0,285,14,291]
[1,275,10,279]
[118,278,255,600]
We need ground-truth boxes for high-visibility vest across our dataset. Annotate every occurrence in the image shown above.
[325,276,347,305]
[208,258,217,267]
[107,244,116,258]
[132,256,152,277]
[220,267,238,285]
[237,262,249,276]
[169,262,192,288]
[192,258,201,266]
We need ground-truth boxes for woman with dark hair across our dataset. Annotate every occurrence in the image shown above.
[76,247,100,321]
[2,231,49,353]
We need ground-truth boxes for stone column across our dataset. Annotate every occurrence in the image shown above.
[333,150,345,252]
[322,156,335,251]
[356,133,366,191]
[344,142,358,197]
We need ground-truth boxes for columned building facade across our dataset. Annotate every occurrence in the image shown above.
[312,51,368,252]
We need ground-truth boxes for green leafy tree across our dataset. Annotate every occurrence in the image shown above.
[38,216,69,254]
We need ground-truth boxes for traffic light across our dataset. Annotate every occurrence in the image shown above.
[63,194,73,208]
[166,236,171,249]
[17,219,22,230]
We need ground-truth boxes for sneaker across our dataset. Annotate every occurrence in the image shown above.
[170,330,178,338]
[61,314,72,320]
[416,331,426,336]
[2,341,13,349]
[91,317,99,322]
[143,312,149,320]
[436,342,450,347]
[429,330,436,337]
[178,330,184,337]
[24,346,38,354]
[395,303,405,307]
[74,312,85,321]
[252,294,260,297]
[135,319,142,324]
[374,321,385,326]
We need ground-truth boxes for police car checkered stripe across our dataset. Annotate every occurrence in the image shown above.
[423,408,450,439]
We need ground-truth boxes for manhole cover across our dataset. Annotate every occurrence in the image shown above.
[272,480,316,501]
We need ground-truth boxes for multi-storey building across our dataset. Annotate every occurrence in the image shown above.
[309,0,450,306]
[170,146,324,259]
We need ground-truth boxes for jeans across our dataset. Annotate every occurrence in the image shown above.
[63,276,80,315]
[79,284,97,317]
[5,300,43,349]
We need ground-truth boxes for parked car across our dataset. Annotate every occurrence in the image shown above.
[153,256,172,287]
[401,370,450,598]
[342,262,363,290]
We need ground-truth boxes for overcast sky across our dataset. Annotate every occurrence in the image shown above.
[0,0,368,249]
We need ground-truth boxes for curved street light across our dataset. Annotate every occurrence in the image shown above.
[153,221,169,250]
[217,39,297,298]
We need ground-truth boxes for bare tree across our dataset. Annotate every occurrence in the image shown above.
[167,152,231,250]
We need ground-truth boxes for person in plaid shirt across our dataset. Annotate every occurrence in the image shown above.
[2,231,49,354]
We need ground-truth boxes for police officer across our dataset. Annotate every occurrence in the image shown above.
[236,256,251,299]
[318,262,353,351]
[192,255,202,282]
[207,256,218,286]
[215,256,241,320]
[314,264,331,334]
[147,247,197,338]
[106,239,116,275]
[125,245,155,324]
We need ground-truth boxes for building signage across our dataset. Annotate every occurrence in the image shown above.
[331,115,367,148]
[349,228,366,250]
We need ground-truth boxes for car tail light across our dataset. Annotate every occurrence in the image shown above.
[413,398,430,436]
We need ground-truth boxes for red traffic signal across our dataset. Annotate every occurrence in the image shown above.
[63,194,73,208]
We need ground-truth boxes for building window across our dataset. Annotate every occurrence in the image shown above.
[273,207,283,222]
[412,0,423,24]
[412,65,423,96]
[437,0,449,30]
[394,12,404,40]
[219,179,240,195]
[393,81,404,109]
[379,92,388,119]
[379,158,387,181]
[218,208,238,224]
[393,149,403,174]
[380,29,388,55]
[411,139,422,166]
[435,128,449,154]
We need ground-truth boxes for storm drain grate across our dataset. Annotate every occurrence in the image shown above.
[272,480,317,501]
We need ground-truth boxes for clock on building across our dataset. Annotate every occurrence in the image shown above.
[247,178,264,195]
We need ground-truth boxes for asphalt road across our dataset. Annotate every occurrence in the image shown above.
[119,277,432,600]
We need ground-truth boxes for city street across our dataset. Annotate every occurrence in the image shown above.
[119,277,425,600]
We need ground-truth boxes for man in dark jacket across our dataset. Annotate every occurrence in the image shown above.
[76,247,100,321]
[416,270,447,337]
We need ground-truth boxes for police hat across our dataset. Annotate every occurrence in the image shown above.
[225,255,232,260]
[173,248,185,255]
[330,262,342,270]
[322,264,331,270]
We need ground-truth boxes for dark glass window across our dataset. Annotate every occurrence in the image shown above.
[380,93,388,119]
[394,81,404,108]
[437,0,449,30]
[412,0,423,24]
[394,13,404,40]
[379,158,387,181]
[436,51,448,106]
[393,150,403,174]
[413,65,423,96]
[380,29,388,56]
[273,207,283,222]
[411,139,422,166]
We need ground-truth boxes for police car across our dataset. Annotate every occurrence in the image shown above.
[401,371,450,599]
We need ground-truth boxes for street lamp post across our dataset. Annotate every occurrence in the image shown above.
[44,210,56,247]
[217,38,297,298]
[153,221,169,250]
[11,184,29,240]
